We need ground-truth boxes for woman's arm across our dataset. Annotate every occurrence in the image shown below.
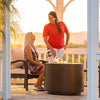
[44,36,56,57]
[64,32,70,50]
[25,47,43,66]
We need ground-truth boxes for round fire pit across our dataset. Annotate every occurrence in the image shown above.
[45,63,84,95]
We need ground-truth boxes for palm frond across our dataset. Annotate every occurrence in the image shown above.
[10,4,21,19]
[10,21,22,39]
[0,29,3,34]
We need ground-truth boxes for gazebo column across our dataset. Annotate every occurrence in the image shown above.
[2,1,11,100]
[0,51,3,96]
[46,0,74,21]
[87,0,99,100]
[56,0,64,21]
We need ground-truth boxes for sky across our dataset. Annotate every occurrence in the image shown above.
[13,0,99,33]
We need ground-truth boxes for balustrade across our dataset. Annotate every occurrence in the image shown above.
[0,48,88,86]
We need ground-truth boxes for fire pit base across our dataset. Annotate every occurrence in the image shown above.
[45,63,84,95]
[47,91,81,95]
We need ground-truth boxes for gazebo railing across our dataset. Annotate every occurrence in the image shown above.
[37,48,87,86]
[1,48,88,86]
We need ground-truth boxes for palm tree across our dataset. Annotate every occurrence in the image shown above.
[0,0,6,48]
[10,0,22,38]
[0,0,22,48]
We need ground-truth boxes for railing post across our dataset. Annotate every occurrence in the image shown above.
[78,54,80,63]
[83,54,87,86]
[66,54,68,63]
[44,53,46,60]
[72,54,74,63]
[84,55,87,70]
[39,53,41,60]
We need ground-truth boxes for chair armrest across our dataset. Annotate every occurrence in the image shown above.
[84,69,87,72]
[98,66,100,68]
[39,60,48,64]
[11,60,26,64]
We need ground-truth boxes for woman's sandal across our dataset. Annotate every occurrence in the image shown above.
[34,86,45,91]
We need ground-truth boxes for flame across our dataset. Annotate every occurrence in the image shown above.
[54,57,66,64]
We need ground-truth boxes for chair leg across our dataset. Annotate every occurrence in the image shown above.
[24,79,26,88]
[24,61,28,91]
[24,78,28,91]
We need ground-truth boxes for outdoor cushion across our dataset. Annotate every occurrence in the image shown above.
[11,48,24,68]
[11,68,30,74]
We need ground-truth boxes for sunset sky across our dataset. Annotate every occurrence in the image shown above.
[13,0,100,33]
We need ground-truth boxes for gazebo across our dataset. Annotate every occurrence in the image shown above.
[0,0,99,100]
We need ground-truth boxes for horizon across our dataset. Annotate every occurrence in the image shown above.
[13,0,92,33]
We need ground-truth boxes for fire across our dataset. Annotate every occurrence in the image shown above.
[54,57,66,64]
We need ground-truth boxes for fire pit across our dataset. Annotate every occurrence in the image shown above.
[45,63,84,95]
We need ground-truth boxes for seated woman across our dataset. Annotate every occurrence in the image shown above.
[24,32,45,91]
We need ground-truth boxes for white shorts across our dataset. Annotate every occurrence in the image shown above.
[47,47,64,63]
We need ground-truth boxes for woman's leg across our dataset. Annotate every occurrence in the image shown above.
[34,66,45,90]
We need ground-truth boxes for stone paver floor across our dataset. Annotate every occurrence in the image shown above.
[10,85,87,100]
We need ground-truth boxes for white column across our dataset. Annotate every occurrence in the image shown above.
[0,51,2,96]
[87,0,99,100]
[56,0,64,21]
[2,4,11,100]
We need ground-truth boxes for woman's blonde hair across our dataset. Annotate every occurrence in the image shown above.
[23,32,33,49]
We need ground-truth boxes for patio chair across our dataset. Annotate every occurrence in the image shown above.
[11,48,48,91]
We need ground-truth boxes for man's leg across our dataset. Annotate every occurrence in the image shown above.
[57,47,64,59]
